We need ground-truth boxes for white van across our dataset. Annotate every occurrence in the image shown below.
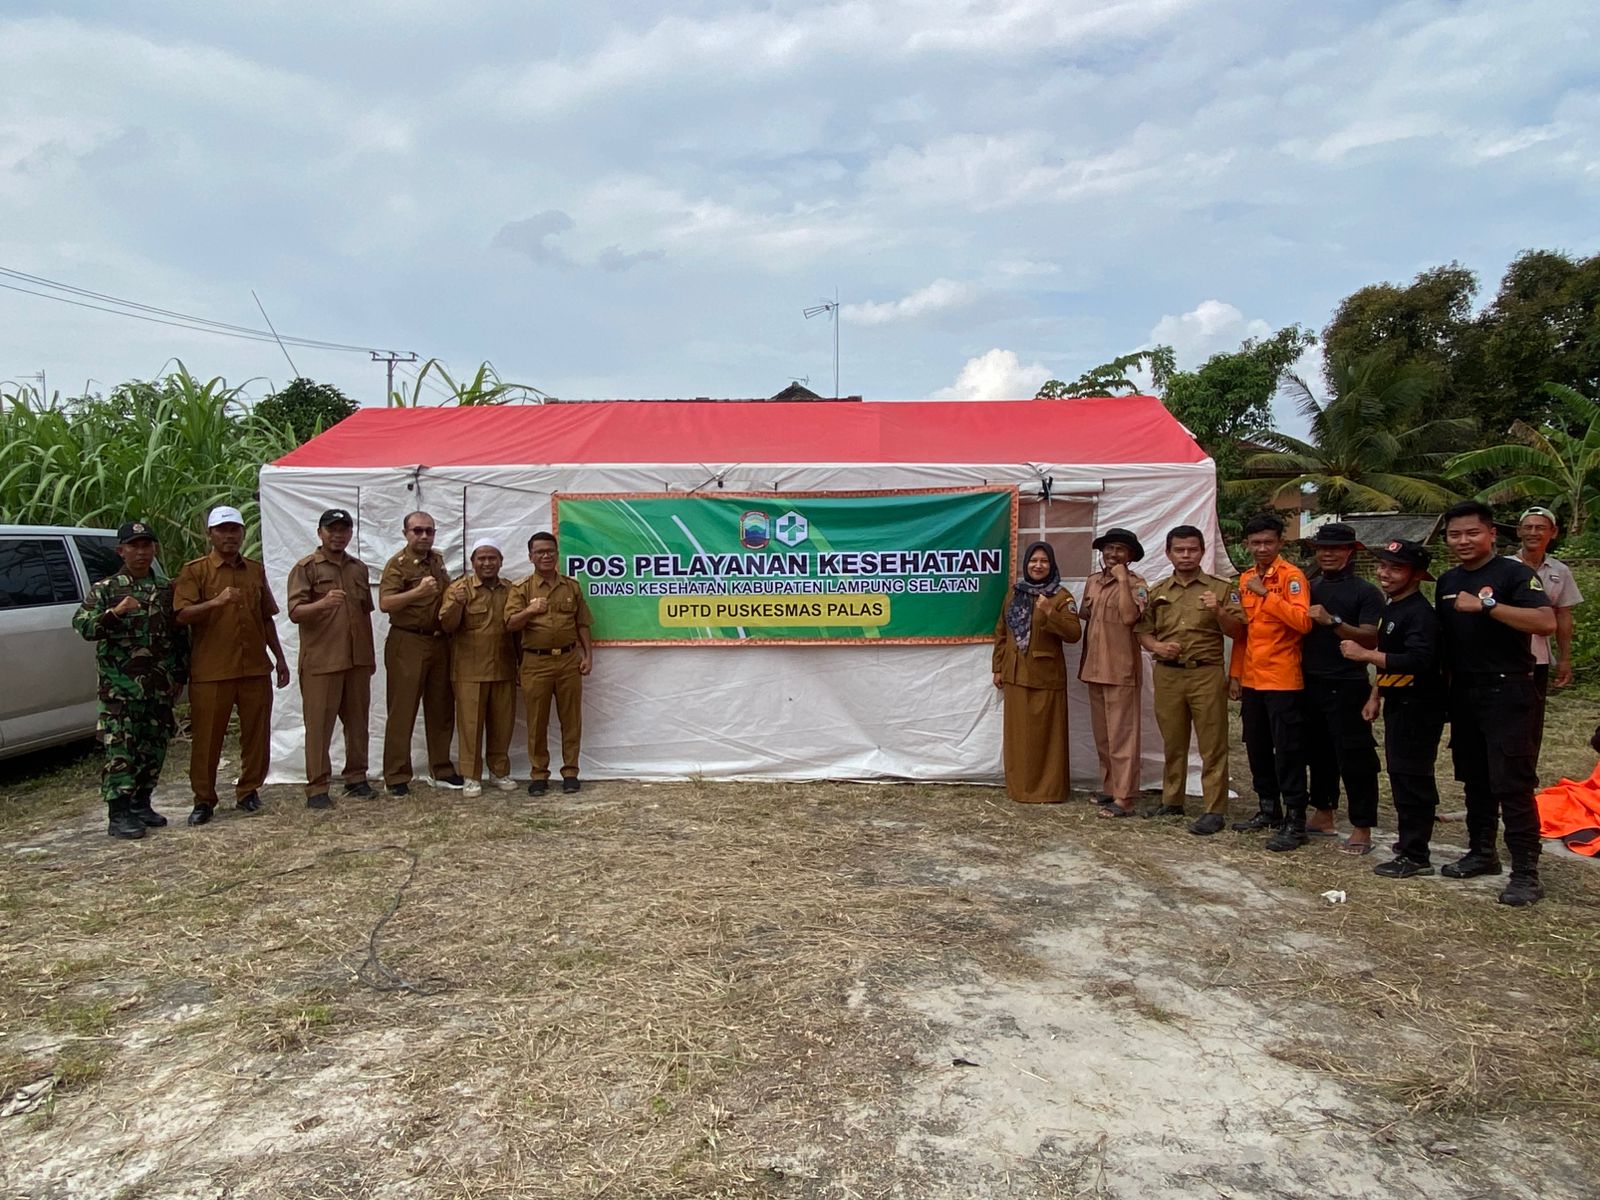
[0,525,132,760]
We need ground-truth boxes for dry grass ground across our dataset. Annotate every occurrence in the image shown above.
[1,695,1597,1198]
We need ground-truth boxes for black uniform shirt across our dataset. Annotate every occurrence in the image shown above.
[1435,556,1550,677]
[1375,591,1441,699]
[1302,567,1385,681]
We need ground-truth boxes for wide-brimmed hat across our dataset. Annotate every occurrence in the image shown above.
[1372,538,1433,580]
[1305,522,1362,548]
[1091,527,1145,562]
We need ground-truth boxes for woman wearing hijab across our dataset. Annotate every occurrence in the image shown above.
[992,541,1082,803]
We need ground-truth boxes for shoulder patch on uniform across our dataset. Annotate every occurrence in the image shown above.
[1288,579,1302,595]
[1228,590,1240,604]
[1528,575,1545,591]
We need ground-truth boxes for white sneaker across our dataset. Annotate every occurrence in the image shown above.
[489,774,518,792]
[462,779,483,798]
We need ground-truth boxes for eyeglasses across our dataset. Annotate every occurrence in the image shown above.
[531,550,557,557]
[408,526,436,535]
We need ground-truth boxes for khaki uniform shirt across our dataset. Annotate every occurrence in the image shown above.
[173,551,280,683]
[1135,572,1244,667]
[440,575,516,682]
[379,547,451,635]
[507,572,594,650]
[1078,569,1149,686]
[287,548,376,675]
[991,590,1082,690]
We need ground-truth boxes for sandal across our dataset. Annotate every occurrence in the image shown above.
[1339,837,1374,856]
[1098,802,1136,819]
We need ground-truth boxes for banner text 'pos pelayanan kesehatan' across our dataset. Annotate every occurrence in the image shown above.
[552,487,1017,644]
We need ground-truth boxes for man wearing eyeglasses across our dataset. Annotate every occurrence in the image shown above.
[507,531,594,795]
[377,511,465,796]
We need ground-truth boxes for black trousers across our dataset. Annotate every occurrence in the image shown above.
[1448,675,1542,869]
[1532,663,1549,762]
[1303,677,1381,826]
[1240,687,1307,817]
[1382,694,1445,863]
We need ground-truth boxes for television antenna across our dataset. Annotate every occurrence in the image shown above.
[802,288,840,399]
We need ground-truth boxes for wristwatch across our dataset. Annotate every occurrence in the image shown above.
[1481,595,1498,612]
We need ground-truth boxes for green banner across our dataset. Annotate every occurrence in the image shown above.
[554,488,1017,644]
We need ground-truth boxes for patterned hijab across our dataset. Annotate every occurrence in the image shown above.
[1006,540,1062,651]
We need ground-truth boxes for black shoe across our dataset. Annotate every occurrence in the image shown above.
[343,780,375,798]
[562,777,581,794]
[388,782,410,798]
[306,793,334,810]
[1189,813,1226,836]
[1441,850,1503,879]
[1373,855,1435,879]
[235,791,262,813]
[187,805,214,826]
[107,800,146,840]
[1498,874,1545,907]
[130,794,168,827]
[1231,811,1281,832]
[1142,803,1185,819]
[528,779,548,796]
[431,773,466,790]
[1265,823,1309,852]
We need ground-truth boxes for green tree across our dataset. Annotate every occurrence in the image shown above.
[1228,353,1473,516]
[1162,325,1316,476]
[1321,263,1477,397]
[1035,347,1176,398]
[253,377,357,445]
[1445,383,1600,536]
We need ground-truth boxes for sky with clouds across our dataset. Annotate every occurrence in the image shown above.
[1,0,1595,423]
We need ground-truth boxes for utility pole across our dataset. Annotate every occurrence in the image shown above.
[371,351,418,404]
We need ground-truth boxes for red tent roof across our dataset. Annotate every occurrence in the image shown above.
[273,398,1206,468]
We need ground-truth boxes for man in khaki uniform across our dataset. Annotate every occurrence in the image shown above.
[1135,524,1245,836]
[287,508,376,810]
[507,531,594,795]
[438,538,518,799]
[1079,527,1150,817]
[174,504,291,826]
[377,511,463,797]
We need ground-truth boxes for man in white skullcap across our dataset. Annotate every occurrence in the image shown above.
[437,538,518,798]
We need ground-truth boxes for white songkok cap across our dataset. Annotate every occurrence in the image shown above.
[470,537,503,557]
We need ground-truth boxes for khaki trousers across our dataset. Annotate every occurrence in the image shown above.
[382,631,456,785]
[520,652,584,779]
[301,667,371,796]
[1086,680,1141,801]
[455,679,515,781]
[1152,664,1230,814]
[188,675,273,806]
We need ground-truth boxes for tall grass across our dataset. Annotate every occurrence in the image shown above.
[0,364,299,564]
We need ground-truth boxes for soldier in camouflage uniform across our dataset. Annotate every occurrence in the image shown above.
[72,521,190,840]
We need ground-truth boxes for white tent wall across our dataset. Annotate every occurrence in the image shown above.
[259,458,1223,788]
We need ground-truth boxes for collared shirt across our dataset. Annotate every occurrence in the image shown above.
[1303,567,1385,682]
[287,547,376,675]
[508,572,594,651]
[72,571,190,700]
[173,551,280,683]
[1511,552,1584,665]
[1078,568,1148,685]
[1437,556,1551,677]
[1135,571,1244,666]
[1229,555,1313,691]
[440,574,516,682]
[379,547,451,635]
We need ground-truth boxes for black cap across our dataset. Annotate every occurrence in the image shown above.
[319,508,354,528]
[1305,522,1361,548]
[117,520,156,544]
[1372,538,1433,580]
[1091,527,1145,562]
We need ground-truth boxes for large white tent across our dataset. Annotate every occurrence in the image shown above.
[258,398,1224,788]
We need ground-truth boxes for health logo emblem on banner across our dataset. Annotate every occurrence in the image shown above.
[554,487,1017,645]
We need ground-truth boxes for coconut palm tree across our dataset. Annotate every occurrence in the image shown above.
[1444,383,1600,536]
[1226,353,1475,516]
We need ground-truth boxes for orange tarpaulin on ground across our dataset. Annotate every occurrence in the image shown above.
[1536,764,1600,855]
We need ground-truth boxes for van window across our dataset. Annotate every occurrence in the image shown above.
[73,535,123,586]
[0,537,82,608]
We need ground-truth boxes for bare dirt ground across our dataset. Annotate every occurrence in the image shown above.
[2,698,1598,1199]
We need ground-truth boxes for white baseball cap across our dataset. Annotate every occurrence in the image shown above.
[470,537,503,557]
[207,504,246,528]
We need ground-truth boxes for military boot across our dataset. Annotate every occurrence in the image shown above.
[129,789,167,827]
[1441,844,1502,879]
[1231,802,1283,833]
[1264,810,1308,852]
[107,795,146,840]
[1498,872,1545,907]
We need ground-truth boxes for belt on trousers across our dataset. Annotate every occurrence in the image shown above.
[524,643,576,657]
[1156,659,1220,669]
[392,627,446,639]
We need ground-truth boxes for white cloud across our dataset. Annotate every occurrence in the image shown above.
[932,349,1051,401]
[1148,300,1272,368]
[842,279,978,326]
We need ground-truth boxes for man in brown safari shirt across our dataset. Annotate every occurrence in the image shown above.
[173,504,290,826]
[439,538,519,799]
[507,531,594,795]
